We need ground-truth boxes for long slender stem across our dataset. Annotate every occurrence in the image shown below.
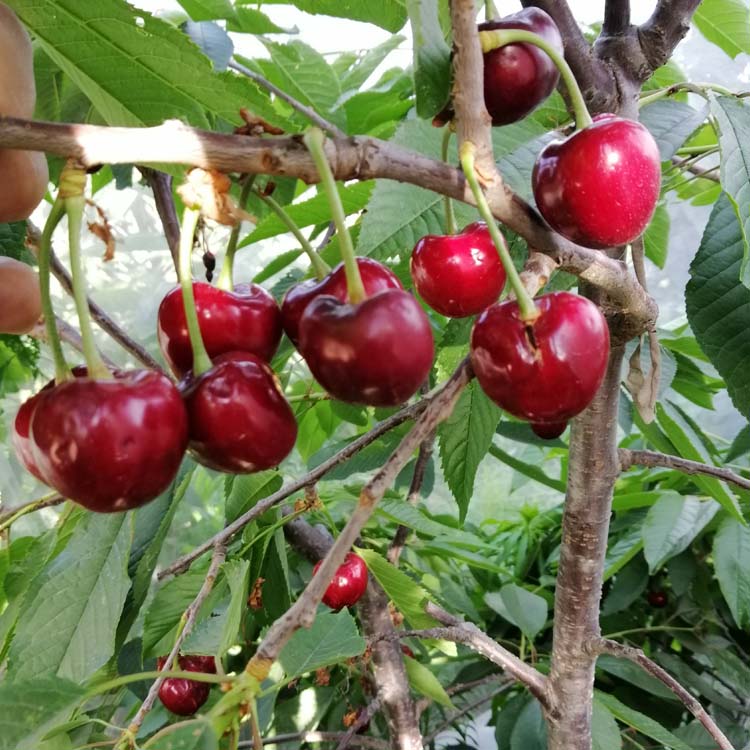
[303,128,365,303]
[441,127,458,235]
[460,142,538,321]
[0,493,64,533]
[37,199,70,382]
[485,0,498,21]
[178,206,212,376]
[217,176,256,291]
[478,29,593,129]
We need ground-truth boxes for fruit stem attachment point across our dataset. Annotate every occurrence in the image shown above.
[38,198,71,383]
[254,189,331,280]
[459,142,539,323]
[441,127,458,236]
[178,206,213,377]
[216,175,256,291]
[62,164,111,380]
[303,127,366,303]
[478,28,593,130]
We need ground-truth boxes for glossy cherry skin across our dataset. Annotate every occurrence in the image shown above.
[157,655,216,716]
[470,292,609,423]
[298,289,434,407]
[531,421,567,440]
[181,351,297,474]
[29,370,188,512]
[313,552,369,611]
[157,282,282,377]
[281,258,402,347]
[532,115,661,249]
[480,9,563,126]
[410,222,506,318]
[647,590,668,609]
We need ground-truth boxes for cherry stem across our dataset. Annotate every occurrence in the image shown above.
[62,166,111,380]
[254,188,331,280]
[216,175,256,291]
[178,206,213,376]
[38,197,70,383]
[485,0,498,21]
[478,28,593,130]
[303,127,366,303]
[441,127,458,236]
[459,142,539,322]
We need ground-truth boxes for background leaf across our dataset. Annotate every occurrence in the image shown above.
[713,517,750,628]
[407,0,451,117]
[485,584,548,640]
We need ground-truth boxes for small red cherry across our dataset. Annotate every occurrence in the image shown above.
[470,292,609,423]
[401,645,415,659]
[647,590,668,609]
[157,281,282,377]
[181,351,297,473]
[531,421,567,440]
[157,654,216,716]
[532,115,661,249]
[410,222,506,317]
[313,552,369,611]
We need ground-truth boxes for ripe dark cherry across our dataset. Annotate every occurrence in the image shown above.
[532,114,661,249]
[157,654,216,716]
[531,421,567,440]
[29,370,188,512]
[470,292,609,423]
[157,282,282,377]
[647,590,668,609]
[479,8,564,126]
[401,645,415,659]
[181,351,297,474]
[298,289,434,407]
[313,552,369,611]
[281,258,402,347]
[410,222,506,317]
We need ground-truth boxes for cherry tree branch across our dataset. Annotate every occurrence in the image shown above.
[139,168,180,271]
[638,0,702,76]
[242,733,388,749]
[592,639,736,750]
[619,448,750,491]
[0,493,65,531]
[603,0,631,35]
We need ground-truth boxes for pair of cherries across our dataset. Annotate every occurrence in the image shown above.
[157,654,216,716]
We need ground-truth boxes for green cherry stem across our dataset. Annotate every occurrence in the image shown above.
[485,0,498,21]
[441,127,458,235]
[478,28,593,130]
[303,127,366,303]
[178,206,213,376]
[216,175,256,291]
[459,141,539,323]
[37,197,70,383]
[61,165,111,380]
[254,188,331,280]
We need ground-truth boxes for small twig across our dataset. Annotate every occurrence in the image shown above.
[228,59,345,138]
[120,544,227,746]
[518,250,559,297]
[619,448,750,491]
[593,638,735,750]
[239,733,389,749]
[28,316,117,369]
[140,168,181,272]
[670,154,719,182]
[335,699,381,750]
[0,493,65,531]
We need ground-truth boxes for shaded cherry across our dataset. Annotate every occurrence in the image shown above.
[532,114,661,249]
[298,289,434,407]
[29,370,187,512]
[470,292,609,423]
[313,552,369,611]
[531,421,567,440]
[181,351,297,474]
[157,654,216,716]
[157,281,282,377]
[281,258,402,347]
[401,645,415,659]
[410,222,506,317]
[647,590,668,609]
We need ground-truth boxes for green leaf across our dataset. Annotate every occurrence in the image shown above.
[592,697,622,750]
[0,335,41,396]
[438,382,501,521]
[339,36,406,92]
[219,559,249,655]
[727,425,750,462]
[0,221,35,264]
[403,655,453,707]
[229,7,290,34]
[510,699,547,750]
[7,514,131,683]
[687,194,750,415]
[0,676,85,750]
[144,718,219,750]
[693,0,750,58]
[713,517,750,628]
[642,495,718,572]
[596,655,677,701]
[225,471,283,525]
[484,584,548,640]
[278,610,365,678]
[639,101,707,161]
[177,0,235,21]
[601,555,649,615]
[489,444,566,493]
[643,203,670,269]
[297,400,339,464]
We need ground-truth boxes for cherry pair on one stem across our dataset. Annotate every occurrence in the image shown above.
[157,655,216,716]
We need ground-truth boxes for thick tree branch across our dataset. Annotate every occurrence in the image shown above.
[603,0,631,36]
[593,639,736,750]
[140,168,180,271]
[638,0,702,77]
[619,448,750,491]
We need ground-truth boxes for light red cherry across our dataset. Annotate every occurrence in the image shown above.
[313,552,369,611]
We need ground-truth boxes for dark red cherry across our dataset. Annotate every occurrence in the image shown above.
[298,289,434,407]
[470,292,609,423]
[29,370,188,512]
[281,258,402,347]
[532,115,661,249]
[531,421,567,440]
[647,590,668,609]
[157,654,216,716]
[480,8,563,126]
[157,282,282,377]
[411,222,506,317]
[401,645,415,659]
[313,552,369,611]
[181,351,297,474]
